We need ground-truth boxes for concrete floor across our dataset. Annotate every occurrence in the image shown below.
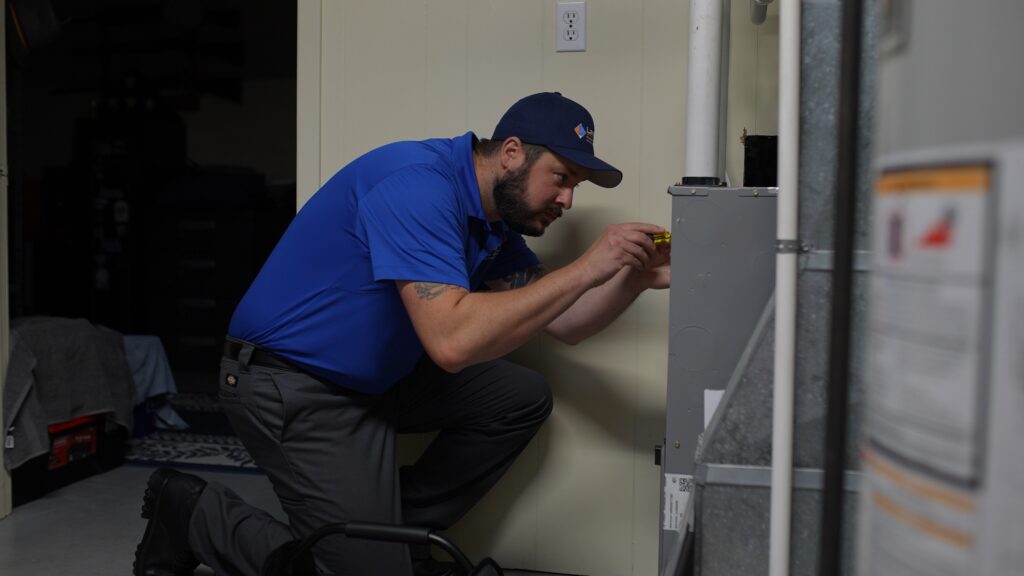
[0,465,281,575]
[0,464,556,575]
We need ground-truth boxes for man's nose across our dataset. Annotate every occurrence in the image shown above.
[557,187,574,210]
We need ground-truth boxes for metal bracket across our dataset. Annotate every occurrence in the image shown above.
[696,463,863,493]
[738,188,779,198]
[776,239,802,254]
[667,186,710,197]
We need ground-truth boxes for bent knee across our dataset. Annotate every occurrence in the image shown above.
[511,366,553,422]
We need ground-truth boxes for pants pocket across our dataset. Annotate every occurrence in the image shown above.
[218,360,242,404]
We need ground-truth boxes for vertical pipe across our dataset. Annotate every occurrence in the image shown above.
[770,1,800,576]
[819,0,863,574]
[717,0,732,184]
[684,0,724,184]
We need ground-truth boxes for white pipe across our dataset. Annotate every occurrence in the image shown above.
[770,0,800,576]
[717,0,732,184]
[684,0,724,181]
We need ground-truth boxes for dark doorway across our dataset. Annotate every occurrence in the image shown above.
[6,0,296,393]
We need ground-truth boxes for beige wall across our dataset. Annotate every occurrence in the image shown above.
[296,1,777,574]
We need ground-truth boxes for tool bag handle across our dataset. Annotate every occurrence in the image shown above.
[260,521,480,576]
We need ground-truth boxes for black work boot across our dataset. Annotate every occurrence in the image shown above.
[133,468,207,576]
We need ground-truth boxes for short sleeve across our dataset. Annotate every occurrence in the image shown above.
[358,166,471,288]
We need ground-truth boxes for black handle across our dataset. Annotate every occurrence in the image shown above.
[344,521,432,545]
[265,521,478,575]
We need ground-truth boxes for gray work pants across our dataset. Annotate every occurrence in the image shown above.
[187,342,552,576]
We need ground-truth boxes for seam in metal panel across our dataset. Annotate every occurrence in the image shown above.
[698,463,862,492]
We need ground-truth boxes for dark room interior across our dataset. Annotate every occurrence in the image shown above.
[6,0,296,392]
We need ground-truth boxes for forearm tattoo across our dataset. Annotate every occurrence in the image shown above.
[503,265,546,289]
[413,282,460,300]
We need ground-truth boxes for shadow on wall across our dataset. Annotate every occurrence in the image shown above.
[542,350,663,452]
[530,204,631,269]
[436,344,665,569]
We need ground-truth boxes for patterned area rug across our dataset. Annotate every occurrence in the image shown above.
[125,393,260,472]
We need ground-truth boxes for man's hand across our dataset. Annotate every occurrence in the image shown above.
[543,223,670,344]
[634,241,671,290]
[576,222,666,288]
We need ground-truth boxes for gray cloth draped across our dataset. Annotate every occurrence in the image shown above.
[3,317,136,471]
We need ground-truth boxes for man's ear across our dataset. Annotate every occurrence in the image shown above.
[499,136,525,171]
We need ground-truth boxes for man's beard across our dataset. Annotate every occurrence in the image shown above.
[493,165,547,237]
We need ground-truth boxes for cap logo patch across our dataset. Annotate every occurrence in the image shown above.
[574,123,595,144]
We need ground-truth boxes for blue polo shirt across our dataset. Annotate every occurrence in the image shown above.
[228,132,539,393]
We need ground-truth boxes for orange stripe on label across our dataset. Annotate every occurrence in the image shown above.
[876,165,990,195]
[873,492,974,550]
[862,449,975,513]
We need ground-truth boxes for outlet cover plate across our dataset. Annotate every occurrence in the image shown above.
[556,1,586,52]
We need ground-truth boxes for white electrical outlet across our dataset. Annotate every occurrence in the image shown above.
[556,1,586,52]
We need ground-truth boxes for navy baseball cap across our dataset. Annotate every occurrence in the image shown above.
[492,92,623,188]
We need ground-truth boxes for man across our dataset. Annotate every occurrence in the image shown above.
[134,92,670,575]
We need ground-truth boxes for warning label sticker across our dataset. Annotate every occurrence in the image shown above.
[874,165,989,281]
[868,164,992,484]
[861,162,992,576]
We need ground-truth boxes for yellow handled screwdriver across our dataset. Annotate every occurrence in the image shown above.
[647,231,671,245]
